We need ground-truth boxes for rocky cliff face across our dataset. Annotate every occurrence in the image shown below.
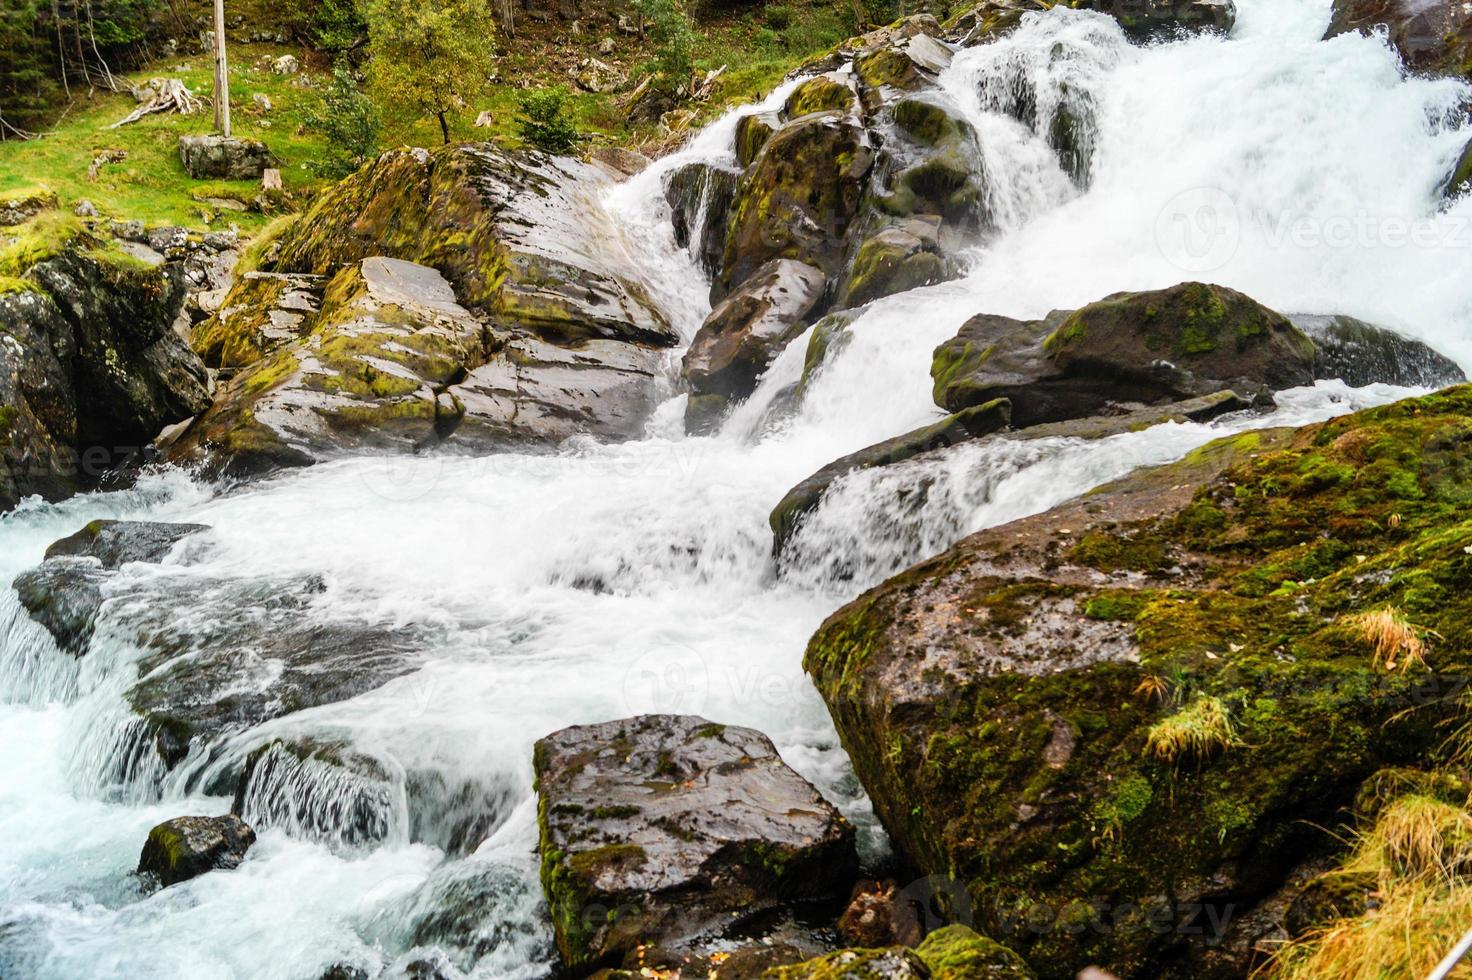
[0,221,211,511]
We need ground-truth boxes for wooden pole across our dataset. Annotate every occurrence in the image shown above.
[213,0,230,137]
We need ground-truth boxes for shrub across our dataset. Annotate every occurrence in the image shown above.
[764,4,794,29]
[304,65,382,179]
[631,0,697,88]
[515,88,580,153]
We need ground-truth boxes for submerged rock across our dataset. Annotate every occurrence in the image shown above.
[931,282,1314,424]
[804,385,1472,976]
[138,814,256,887]
[1288,313,1466,390]
[1072,0,1236,38]
[12,521,208,655]
[534,714,857,972]
[664,163,739,278]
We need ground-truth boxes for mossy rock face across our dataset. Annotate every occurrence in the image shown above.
[835,226,952,309]
[736,112,782,169]
[0,188,59,227]
[932,283,1316,424]
[1324,0,1472,79]
[722,112,875,292]
[0,240,210,511]
[916,925,1036,979]
[137,814,256,887]
[534,714,858,972]
[271,145,676,348]
[191,271,324,370]
[805,386,1472,978]
[763,947,932,980]
[785,74,860,119]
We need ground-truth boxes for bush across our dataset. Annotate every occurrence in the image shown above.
[764,4,793,29]
[304,65,382,179]
[515,88,580,153]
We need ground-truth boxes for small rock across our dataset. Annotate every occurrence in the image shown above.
[838,880,923,948]
[137,814,256,887]
[271,54,300,75]
[574,57,625,94]
[599,36,616,54]
[251,92,272,112]
[474,110,495,128]
[73,199,98,218]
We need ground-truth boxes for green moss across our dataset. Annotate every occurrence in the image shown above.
[784,75,855,118]
[916,925,1035,979]
[1084,591,1148,622]
[0,211,87,277]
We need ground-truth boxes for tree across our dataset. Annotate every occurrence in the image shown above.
[305,64,382,178]
[361,0,495,145]
[515,87,578,153]
[630,0,695,91]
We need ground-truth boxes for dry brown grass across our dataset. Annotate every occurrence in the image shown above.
[1144,695,1234,765]
[1348,607,1429,672]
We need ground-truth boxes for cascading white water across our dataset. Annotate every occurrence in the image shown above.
[2,2,1470,977]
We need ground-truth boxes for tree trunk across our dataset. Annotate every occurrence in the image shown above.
[438,110,450,145]
[213,0,230,137]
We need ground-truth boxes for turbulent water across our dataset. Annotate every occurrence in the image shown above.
[2,2,1471,977]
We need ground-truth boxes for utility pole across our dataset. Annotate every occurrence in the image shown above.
[213,0,230,137]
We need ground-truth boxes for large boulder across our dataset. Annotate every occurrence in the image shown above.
[534,714,858,972]
[1324,0,1472,78]
[722,112,875,292]
[804,386,1472,977]
[179,135,274,180]
[664,163,739,278]
[683,258,827,429]
[931,283,1315,425]
[138,814,256,887]
[178,145,681,476]
[1289,314,1466,390]
[0,227,211,511]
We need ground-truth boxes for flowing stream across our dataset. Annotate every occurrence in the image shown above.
[2,2,1471,977]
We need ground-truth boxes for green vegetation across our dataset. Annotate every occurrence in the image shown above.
[632,0,698,90]
[361,0,497,144]
[515,88,580,154]
[304,65,382,178]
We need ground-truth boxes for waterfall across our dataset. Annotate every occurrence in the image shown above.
[2,2,1471,977]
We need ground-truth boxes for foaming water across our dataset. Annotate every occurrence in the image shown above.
[3,2,1472,977]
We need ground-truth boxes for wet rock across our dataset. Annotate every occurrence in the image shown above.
[947,1,1051,45]
[137,814,256,887]
[590,147,652,180]
[804,386,1472,976]
[916,925,1036,979]
[192,270,325,370]
[932,283,1315,425]
[1325,0,1472,79]
[1444,137,1472,199]
[664,163,739,278]
[405,861,552,971]
[735,111,781,168]
[45,519,210,567]
[179,134,274,180]
[683,259,827,410]
[1283,870,1378,938]
[1289,313,1466,389]
[722,112,874,292]
[834,224,951,309]
[771,399,1013,554]
[764,947,932,980]
[534,714,858,972]
[12,520,209,655]
[785,73,861,119]
[1073,0,1236,38]
[11,559,108,656]
[0,242,211,511]
[232,739,397,848]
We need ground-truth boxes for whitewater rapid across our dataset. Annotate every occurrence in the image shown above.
[2,1,1471,976]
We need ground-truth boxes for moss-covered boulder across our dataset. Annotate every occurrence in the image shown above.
[785,74,861,119]
[1282,870,1379,938]
[1324,0,1472,79]
[192,270,324,371]
[683,258,827,412]
[736,112,782,169]
[805,386,1472,977]
[534,714,858,972]
[0,222,211,510]
[932,283,1315,424]
[722,112,875,292]
[916,925,1036,979]
[763,947,932,980]
[835,225,951,309]
[138,814,256,887]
